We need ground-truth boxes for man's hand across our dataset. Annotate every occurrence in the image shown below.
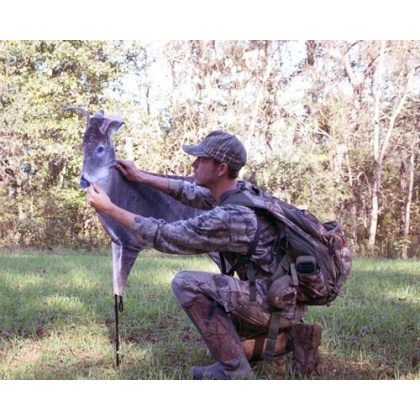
[116,159,142,182]
[116,159,170,193]
[87,183,113,213]
[87,183,137,228]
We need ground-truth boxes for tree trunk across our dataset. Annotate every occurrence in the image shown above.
[368,41,385,249]
[401,137,419,259]
[368,42,415,250]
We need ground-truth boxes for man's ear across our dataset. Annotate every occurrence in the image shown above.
[217,162,229,177]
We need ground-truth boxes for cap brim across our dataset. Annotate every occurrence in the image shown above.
[182,144,211,157]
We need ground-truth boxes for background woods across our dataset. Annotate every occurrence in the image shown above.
[0,40,418,258]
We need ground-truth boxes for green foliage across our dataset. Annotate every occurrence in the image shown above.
[246,151,349,222]
[0,40,137,249]
[0,40,418,257]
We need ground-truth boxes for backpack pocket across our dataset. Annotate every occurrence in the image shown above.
[266,275,297,310]
[296,269,329,305]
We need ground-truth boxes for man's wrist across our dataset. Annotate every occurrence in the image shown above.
[103,202,117,216]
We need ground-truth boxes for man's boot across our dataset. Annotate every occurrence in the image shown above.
[182,296,255,380]
[287,322,322,374]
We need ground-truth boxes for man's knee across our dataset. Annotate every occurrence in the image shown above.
[171,270,201,304]
[171,270,188,295]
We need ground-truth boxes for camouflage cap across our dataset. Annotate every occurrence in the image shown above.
[182,131,247,171]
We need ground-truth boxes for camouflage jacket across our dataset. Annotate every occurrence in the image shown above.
[130,179,279,278]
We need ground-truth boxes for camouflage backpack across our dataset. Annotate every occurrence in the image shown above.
[219,181,353,307]
[219,181,352,358]
[219,182,352,359]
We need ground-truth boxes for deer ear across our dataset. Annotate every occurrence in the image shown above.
[99,119,125,136]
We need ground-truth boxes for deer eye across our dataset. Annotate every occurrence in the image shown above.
[97,146,105,153]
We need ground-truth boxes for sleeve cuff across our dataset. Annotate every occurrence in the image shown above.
[130,215,159,243]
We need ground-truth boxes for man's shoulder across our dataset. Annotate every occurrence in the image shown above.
[225,180,273,209]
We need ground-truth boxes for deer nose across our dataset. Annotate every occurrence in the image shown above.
[80,176,90,188]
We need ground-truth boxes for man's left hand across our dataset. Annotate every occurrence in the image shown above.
[87,183,113,213]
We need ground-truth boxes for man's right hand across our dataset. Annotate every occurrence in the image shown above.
[116,159,142,182]
[116,159,170,193]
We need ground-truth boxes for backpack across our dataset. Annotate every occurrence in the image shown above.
[219,181,352,306]
[218,181,352,359]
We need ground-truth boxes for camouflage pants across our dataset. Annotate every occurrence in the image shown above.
[171,270,307,338]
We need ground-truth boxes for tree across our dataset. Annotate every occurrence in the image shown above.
[368,41,416,250]
[0,40,136,247]
[0,40,418,257]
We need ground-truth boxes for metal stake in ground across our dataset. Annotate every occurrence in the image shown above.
[114,294,124,366]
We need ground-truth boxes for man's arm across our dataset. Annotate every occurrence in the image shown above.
[116,159,170,193]
[116,159,215,210]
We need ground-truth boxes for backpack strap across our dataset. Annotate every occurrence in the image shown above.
[265,311,283,362]
[219,215,262,300]
[264,263,299,361]
[218,189,262,301]
[264,229,298,361]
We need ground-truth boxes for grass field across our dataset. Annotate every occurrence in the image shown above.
[0,249,418,380]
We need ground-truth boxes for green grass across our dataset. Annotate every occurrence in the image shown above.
[0,249,418,380]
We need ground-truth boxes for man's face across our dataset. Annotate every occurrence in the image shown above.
[191,156,220,188]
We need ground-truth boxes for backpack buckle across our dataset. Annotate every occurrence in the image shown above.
[296,255,317,274]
